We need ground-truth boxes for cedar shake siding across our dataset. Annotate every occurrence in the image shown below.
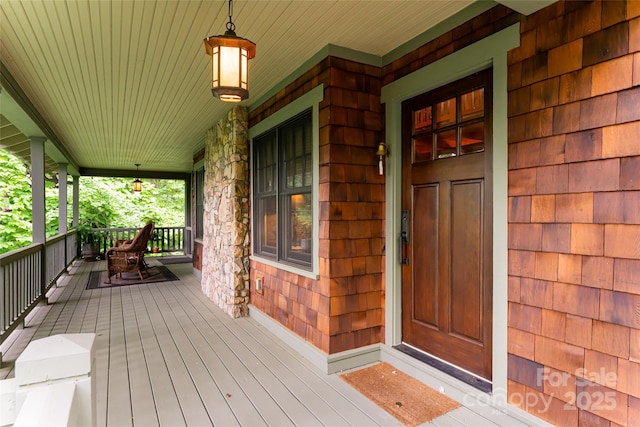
[245,1,639,425]
[507,1,640,425]
[249,57,385,354]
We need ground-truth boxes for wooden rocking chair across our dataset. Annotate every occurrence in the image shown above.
[105,222,154,284]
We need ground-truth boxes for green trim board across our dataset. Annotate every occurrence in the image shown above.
[249,304,380,375]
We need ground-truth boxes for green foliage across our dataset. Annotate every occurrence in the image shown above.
[0,150,64,255]
[78,177,119,227]
[76,222,104,244]
[78,176,184,228]
[0,150,37,253]
[141,213,162,226]
[0,149,185,254]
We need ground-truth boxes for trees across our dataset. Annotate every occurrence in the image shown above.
[0,150,35,252]
[1,150,70,252]
[0,149,185,254]
[78,176,184,228]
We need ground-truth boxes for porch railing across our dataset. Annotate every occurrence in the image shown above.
[2,226,186,345]
[89,226,186,258]
[0,230,77,345]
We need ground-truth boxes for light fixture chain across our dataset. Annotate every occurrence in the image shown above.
[226,0,235,32]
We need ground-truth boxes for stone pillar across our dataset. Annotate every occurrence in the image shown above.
[201,106,251,318]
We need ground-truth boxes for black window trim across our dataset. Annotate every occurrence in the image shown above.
[253,109,314,270]
[249,85,323,279]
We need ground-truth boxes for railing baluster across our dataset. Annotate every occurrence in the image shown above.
[7,263,12,327]
[12,261,17,323]
[16,259,21,320]
[1,264,4,332]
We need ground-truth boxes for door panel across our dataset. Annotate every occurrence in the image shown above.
[412,184,439,328]
[450,180,483,343]
[401,69,493,380]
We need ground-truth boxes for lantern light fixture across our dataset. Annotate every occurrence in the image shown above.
[203,0,256,102]
[133,164,142,192]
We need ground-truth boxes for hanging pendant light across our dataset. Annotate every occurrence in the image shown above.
[203,0,256,102]
[133,164,142,192]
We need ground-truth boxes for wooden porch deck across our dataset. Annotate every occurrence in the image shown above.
[0,259,535,427]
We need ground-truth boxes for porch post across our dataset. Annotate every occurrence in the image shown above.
[58,163,68,234]
[58,163,68,269]
[184,176,192,255]
[72,175,79,227]
[30,136,47,300]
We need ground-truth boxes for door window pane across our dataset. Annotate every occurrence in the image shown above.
[413,134,433,163]
[408,83,487,162]
[435,98,456,128]
[436,129,457,159]
[461,122,485,154]
[414,107,432,133]
[460,88,484,121]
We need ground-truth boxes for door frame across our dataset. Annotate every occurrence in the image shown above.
[381,24,520,397]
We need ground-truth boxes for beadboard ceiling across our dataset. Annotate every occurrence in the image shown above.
[0,0,530,176]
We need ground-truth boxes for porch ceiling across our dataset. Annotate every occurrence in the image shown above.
[0,0,526,176]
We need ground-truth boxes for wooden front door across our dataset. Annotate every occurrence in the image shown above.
[401,69,493,380]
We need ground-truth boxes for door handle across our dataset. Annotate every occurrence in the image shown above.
[401,210,409,244]
[399,210,409,265]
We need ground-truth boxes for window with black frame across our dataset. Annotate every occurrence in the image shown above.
[253,110,312,269]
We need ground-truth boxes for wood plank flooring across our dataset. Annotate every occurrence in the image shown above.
[0,259,537,427]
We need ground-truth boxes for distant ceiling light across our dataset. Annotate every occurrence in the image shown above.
[133,164,142,192]
[203,0,256,102]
